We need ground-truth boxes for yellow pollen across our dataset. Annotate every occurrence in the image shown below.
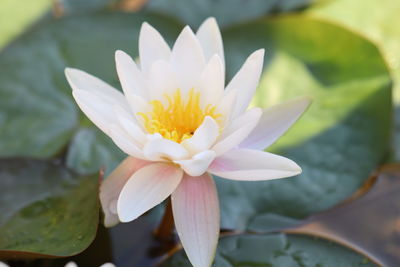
[138,89,221,143]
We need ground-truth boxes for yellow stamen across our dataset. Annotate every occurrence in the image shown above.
[138,89,221,143]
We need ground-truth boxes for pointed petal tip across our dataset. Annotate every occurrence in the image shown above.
[179,25,196,38]
[287,95,313,110]
[253,48,265,60]
[286,159,302,176]
[201,17,218,27]
[115,49,127,58]
[208,53,224,65]
[303,95,314,105]
[64,67,79,79]
[140,21,152,31]
[64,67,72,75]
[140,22,158,37]
[296,167,302,175]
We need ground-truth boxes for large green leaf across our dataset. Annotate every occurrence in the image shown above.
[0,159,99,257]
[308,0,400,162]
[217,16,392,230]
[161,233,376,266]
[0,12,182,174]
[66,127,125,176]
[145,0,315,28]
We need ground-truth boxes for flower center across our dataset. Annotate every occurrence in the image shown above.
[138,89,221,143]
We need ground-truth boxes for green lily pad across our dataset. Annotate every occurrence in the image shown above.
[66,127,125,175]
[217,16,392,230]
[0,159,99,257]
[145,0,315,28]
[308,0,400,162]
[161,233,376,266]
[0,12,182,174]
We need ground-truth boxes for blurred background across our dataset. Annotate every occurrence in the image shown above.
[0,0,399,266]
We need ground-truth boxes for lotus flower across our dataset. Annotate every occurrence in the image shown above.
[65,17,310,267]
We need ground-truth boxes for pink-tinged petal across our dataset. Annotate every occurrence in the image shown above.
[239,97,312,150]
[196,17,225,70]
[174,150,216,177]
[181,116,219,155]
[143,136,189,161]
[139,22,171,72]
[212,108,261,156]
[118,163,183,222]
[170,26,206,92]
[109,124,145,159]
[225,49,264,118]
[115,50,148,99]
[208,149,301,181]
[100,157,149,227]
[172,173,219,267]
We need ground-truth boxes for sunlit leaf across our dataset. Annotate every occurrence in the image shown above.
[308,0,400,162]
[0,0,50,49]
[217,15,392,230]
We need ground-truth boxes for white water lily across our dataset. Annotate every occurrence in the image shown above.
[65,17,310,267]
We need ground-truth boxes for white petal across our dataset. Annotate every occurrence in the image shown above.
[212,108,261,156]
[143,137,189,161]
[66,68,130,135]
[172,173,219,267]
[113,105,147,146]
[171,26,206,92]
[100,157,149,227]
[218,107,261,141]
[118,163,183,222]
[174,150,216,177]
[125,93,152,119]
[216,89,237,126]
[208,149,301,181]
[197,54,224,106]
[240,97,312,150]
[147,60,179,99]
[109,124,145,159]
[115,50,148,99]
[139,22,171,72]
[72,90,116,135]
[65,68,128,103]
[196,17,225,70]
[225,49,264,118]
[181,116,219,155]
